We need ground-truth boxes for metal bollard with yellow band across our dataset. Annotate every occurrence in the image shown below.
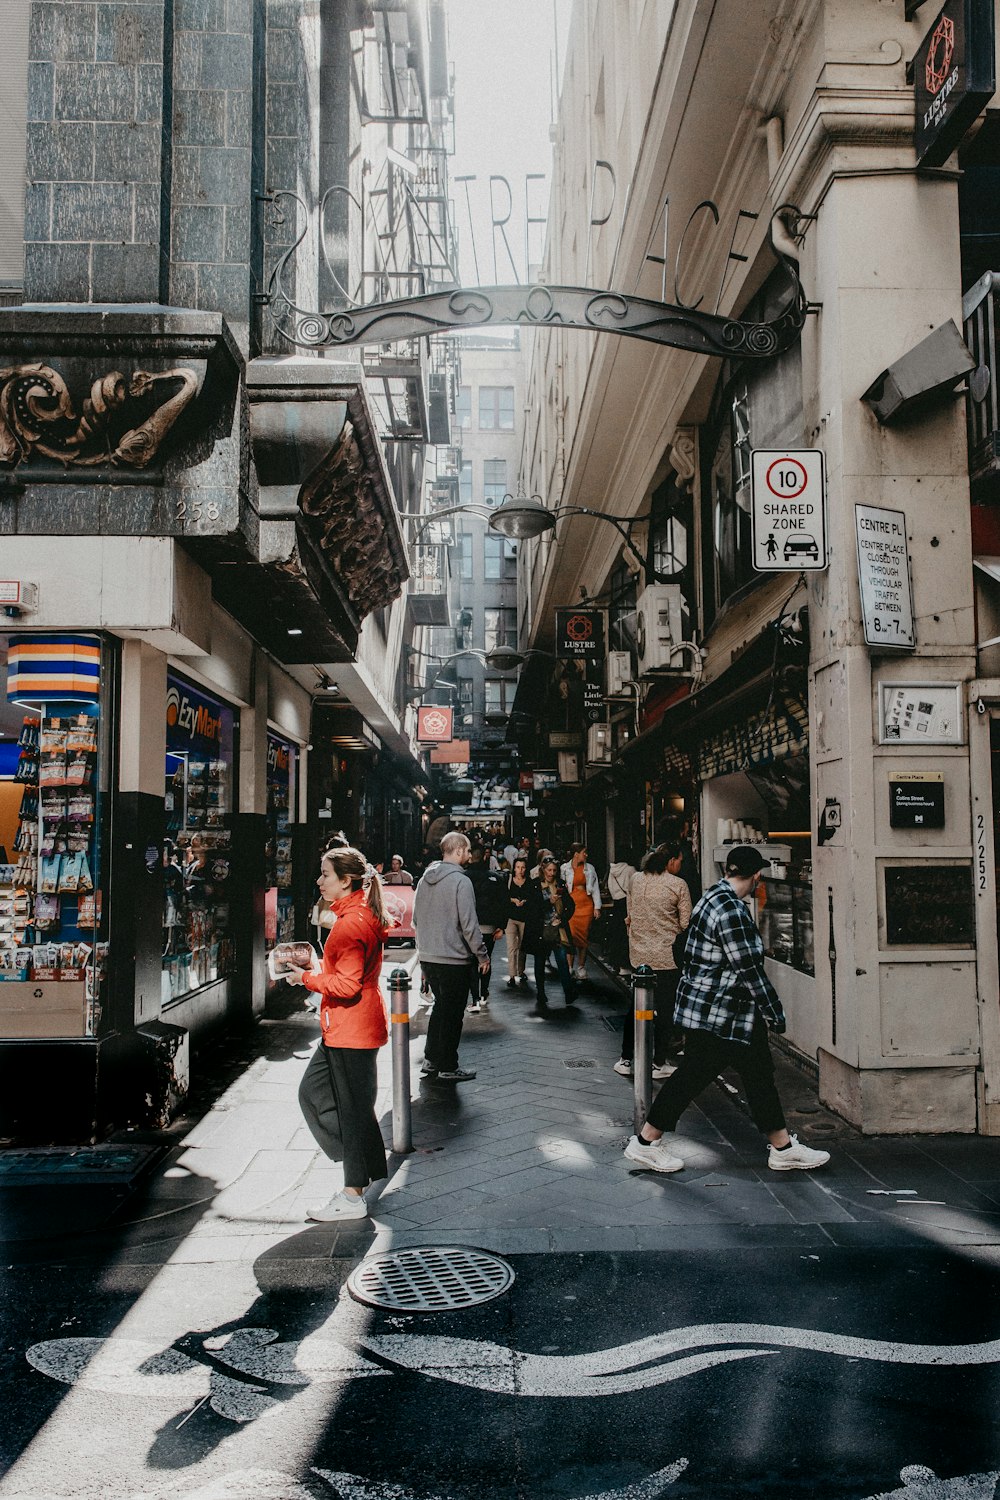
[631,964,655,1137]
[389,967,413,1155]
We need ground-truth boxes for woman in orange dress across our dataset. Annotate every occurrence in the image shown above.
[560,843,602,980]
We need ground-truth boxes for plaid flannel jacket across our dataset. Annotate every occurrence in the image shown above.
[674,879,785,1044]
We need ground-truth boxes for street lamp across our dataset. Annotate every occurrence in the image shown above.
[487,495,556,540]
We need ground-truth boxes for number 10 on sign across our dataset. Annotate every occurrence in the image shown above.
[750,449,828,572]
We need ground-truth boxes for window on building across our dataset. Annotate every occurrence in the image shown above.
[484,535,503,579]
[478,386,515,430]
[485,606,517,652]
[458,676,475,724]
[485,536,518,580]
[0,10,28,287]
[459,459,472,505]
[455,385,471,429]
[648,472,693,620]
[483,458,507,507]
[484,679,513,714]
[456,531,473,580]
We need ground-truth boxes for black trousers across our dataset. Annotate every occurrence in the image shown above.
[298,1044,387,1189]
[646,1014,786,1136]
[475,932,496,999]
[606,901,630,969]
[423,960,474,1071]
[621,968,678,1066]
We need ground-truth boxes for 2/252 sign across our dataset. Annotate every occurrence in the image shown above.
[750,449,828,572]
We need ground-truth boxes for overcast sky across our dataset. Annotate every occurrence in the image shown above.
[446,0,572,284]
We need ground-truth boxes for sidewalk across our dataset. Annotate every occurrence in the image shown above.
[10,941,991,1270]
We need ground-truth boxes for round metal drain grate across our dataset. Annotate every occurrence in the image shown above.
[347,1246,515,1311]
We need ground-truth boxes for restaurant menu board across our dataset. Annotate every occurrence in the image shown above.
[883,863,974,946]
[855,506,915,650]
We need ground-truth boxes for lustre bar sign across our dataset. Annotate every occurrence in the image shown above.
[913,0,995,168]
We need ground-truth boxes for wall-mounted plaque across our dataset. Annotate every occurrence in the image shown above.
[856,506,915,649]
[883,863,974,945]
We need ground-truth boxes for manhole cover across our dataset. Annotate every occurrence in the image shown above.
[347,1246,514,1311]
[563,1058,596,1069]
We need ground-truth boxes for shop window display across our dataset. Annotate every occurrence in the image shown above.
[162,672,237,1000]
[265,733,297,953]
[0,634,109,1038]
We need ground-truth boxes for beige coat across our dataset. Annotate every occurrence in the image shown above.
[627,871,692,970]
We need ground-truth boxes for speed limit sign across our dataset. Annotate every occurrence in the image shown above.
[750,449,827,571]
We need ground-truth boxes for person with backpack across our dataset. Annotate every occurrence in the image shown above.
[614,843,690,1080]
[465,842,509,1012]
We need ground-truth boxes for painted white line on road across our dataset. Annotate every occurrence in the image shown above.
[359,1320,1000,1396]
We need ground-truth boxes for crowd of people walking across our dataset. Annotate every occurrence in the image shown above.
[279,825,829,1225]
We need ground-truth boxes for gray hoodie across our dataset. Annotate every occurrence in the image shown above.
[413,860,488,966]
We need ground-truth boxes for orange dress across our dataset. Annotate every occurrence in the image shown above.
[568,864,595,947]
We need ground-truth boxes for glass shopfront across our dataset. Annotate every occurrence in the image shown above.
[0,633,110,1037]
[265,732,297,952]
[162,670,237,1000]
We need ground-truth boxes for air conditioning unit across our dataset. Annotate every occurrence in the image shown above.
[606,651,631,697]
[586,722,612,764]
[635,584,687,674]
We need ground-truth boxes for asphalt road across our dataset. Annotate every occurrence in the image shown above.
[3,1247,1000,1499]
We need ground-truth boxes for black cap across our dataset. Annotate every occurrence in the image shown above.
[724,845,766,877]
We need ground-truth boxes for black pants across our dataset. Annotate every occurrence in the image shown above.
[475,932,496,999]
[298,1044,387,1189]
[646,1014,786,1136]
[423,960,474,1071]
[621,968,678,1066]
[606,901,630,969]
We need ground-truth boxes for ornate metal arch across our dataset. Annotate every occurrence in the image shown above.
[263,192,807,360]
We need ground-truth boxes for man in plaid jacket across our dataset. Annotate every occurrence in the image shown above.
[623,845,830,1176]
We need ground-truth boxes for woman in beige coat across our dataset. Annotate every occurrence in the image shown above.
[615,843,692,1079]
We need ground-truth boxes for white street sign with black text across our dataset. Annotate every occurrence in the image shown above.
[855,504,915,650]
[750,449,827,571]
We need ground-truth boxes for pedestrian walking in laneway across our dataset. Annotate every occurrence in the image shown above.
[624,846,830,1175]
[605,848,637,976]
[466,843,509,1011]
[524,855,577,1013]
[505,854,531,986]
[615,843,691,1080]
[413,831,489,1082]
[287,847,389,1222]
[561,843,601,980]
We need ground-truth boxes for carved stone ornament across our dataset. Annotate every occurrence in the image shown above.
[0,363,199,470]
[668,427,697,493]
[297,418,406,619]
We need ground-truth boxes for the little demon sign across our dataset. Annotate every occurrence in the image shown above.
[750,449,827,572]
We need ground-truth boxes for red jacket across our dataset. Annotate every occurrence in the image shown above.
[302,888,388,1049]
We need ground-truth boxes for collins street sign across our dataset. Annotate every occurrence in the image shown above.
[750,450,827,571]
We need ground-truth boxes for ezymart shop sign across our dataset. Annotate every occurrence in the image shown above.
[750,449,827,572]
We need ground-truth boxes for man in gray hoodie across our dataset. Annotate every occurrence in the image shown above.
[413,831,489,1082]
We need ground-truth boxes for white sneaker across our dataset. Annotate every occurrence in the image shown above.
[652,1062,676,1080]
[767,1134,831,1172]
[624,1135,684,1173]
[306,1191,368,1222]
[467,1002,482,1015]
[613,1059,633,1077]
[576,966,587,980]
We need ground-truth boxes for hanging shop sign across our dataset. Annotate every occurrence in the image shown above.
[913,0,995,169]
[417,705,454,743]
[519,771,535,792]
[750,450,827,571]
[554,608,607,727]
[855,506,915,650]
[532,770,559,791]
[556,608,606,658]
[878,683,962,744]
[429,739,469,764]
[889,770,946,829]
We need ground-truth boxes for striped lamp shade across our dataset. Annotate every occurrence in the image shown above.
[6,634,101,704]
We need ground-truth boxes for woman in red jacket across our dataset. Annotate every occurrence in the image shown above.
[286,846,389,1222]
